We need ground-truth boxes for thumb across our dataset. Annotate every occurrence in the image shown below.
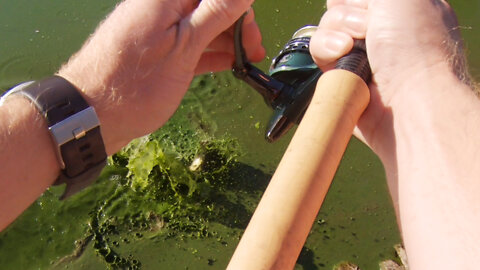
[189,0,254,48]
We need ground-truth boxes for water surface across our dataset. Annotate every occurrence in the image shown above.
[0,1,479,269]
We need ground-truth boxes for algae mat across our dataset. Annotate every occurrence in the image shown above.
[1,0,479,269]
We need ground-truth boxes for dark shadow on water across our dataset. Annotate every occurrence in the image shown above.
[199,162,271,229]
[297,247,319,270]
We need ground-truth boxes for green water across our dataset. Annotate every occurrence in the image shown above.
[1,0,479,269]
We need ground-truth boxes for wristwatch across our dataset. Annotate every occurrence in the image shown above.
[0,76,107,199]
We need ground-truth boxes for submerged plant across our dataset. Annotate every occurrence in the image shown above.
[112,122,240,201]
[77,122,244,268]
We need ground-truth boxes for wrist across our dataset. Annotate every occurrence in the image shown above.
[377,64,479,172]
[56,67,128,156]
[0,96,61,177]
[2,76,109,199]
[0,97,60,229]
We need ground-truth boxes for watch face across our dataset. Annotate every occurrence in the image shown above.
[0,81,35,106]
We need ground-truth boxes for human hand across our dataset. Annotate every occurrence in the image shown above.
[309,0,465,163]
[310,2,480,268]
[58,0,265,155]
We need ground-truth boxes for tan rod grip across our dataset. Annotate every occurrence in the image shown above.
[227,69,370,270]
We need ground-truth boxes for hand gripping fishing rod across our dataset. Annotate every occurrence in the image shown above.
[228,15,371,270]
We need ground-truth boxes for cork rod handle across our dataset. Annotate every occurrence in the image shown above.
[227,41,371,269]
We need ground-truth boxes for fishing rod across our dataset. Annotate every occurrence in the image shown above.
[228,12,371,269]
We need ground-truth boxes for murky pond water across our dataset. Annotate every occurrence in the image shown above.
[1,0,479,269]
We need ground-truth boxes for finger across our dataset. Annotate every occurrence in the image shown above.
[195,42,265,75]
[205,16,264,62]
[246,43,266,63]
[309,28,353,69]
[194,52,234,74]
[206,32,234,53]
[189,0,254,48]
[319,5,367,39]
[327,0,369,9]
[243,7,257,25]
[217,8,257,37]
[241,17,265,62]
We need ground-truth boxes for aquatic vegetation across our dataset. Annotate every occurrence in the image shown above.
[26,96,273,269]
[75,121,246,268]
[0,74,402,270]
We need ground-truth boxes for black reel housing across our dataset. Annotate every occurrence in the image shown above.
[233,14,322,142]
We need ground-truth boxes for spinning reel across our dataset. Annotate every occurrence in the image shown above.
[232,14,322,142]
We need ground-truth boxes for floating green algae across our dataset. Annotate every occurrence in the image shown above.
[54,116,261,269]
[0,74,402,270]
[0,75,271,269]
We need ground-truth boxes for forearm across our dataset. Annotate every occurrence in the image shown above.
[380,66,480,269]
[56,0,161,155]
[0,3,127,231]
[0,0,261,231]
[0,2,143,231]
[0,97,60,231]
[56,0,197,155]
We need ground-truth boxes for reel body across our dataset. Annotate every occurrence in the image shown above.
[233,15,322,142]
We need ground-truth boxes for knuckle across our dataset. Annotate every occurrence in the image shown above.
[327,0,344,9]
[320,6,347,27]
[205,0,253,21]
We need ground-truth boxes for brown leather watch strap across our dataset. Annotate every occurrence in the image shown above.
[7,76,107,199]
